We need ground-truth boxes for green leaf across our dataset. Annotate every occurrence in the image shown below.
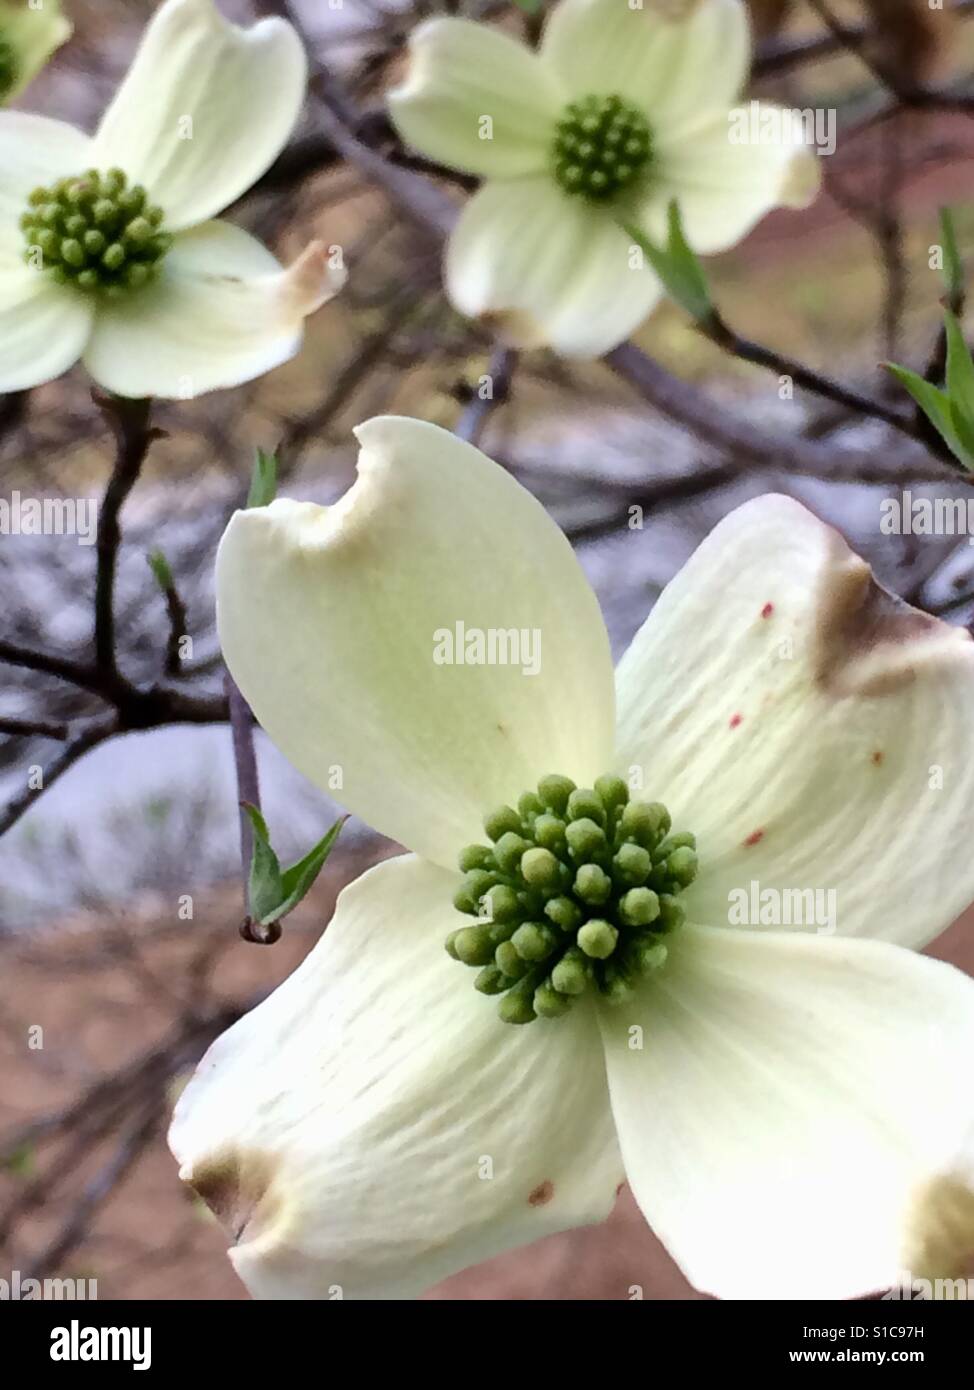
[944,310,974,417]
[146,548,173,592]
[270,815,349,926]
[247,448,278,509]
[938,208,964,307]
[242,802,284,925]
[621,200,712,323]
[243,805,347,928]
[886,361,974,469]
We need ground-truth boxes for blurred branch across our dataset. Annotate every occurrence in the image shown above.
[94,395,158,677]
[455,349,517,446]
[807,0,974,113]
[605,342,964,486]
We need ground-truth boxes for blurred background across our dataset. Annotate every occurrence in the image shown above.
[2,0,974,1299]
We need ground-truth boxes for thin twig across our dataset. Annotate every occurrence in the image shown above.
[455,349,517,446]
[0,716,69,740]
[94,395,157,677]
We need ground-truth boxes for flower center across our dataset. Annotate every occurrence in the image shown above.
[20,168,173,297]
[551,93,654,204]
[447,773,697,1025]
[0,33,18,101]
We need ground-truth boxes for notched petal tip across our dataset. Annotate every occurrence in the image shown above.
[780,146,822,210]
[814,528,972,697]
[180,1146,281,1248]
[281,240,346,318]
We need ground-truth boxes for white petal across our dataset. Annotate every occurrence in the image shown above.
[1,0,72,101]
[388,17,561,179]
[0,259,93,391]
[643,103,821,255]
[0,113,92,256]
[599,924,974,1300]
[89,0,306,231]
[541,0,750,138]
[447,177,663,358]
[216,417,616,868]
[82,221,340,400]
[614,494,974,950]
[170,855,622,1300]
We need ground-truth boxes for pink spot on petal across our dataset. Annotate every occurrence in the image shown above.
[729,713,742,729]
[743,829,765,847]
[528,1180,554,1207]
[761,602,774,619]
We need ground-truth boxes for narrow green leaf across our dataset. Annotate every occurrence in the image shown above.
[886,362,974,469]
[146,548,173,592]
[242,802,284,925]
[247,448,278,509]
[264,815,349,926]
[944,310,974,417]
[938,208,964,307]
[621,201,712,324]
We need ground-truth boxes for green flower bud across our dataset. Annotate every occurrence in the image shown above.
[612,842,652,886]
[566,817,607,862]
[578,919,618,959]
[574,862,612,906]
[493,831,530,875]
[453,925,496,966]
[619,886,660,927]
[483,883,521,924]
[512,921,558,962]
[518,791,544,823]
[567,787,605,825]
[484,805,522,842]
[666,846,698,888]
[595,774,629,814]
[498,976,538,1025]
[544,894,583,933]
[533,813,567,854]
[551,947,590,995]
[537,773,575,814]
[495,941,529,979]
[520,846,561,891]
[458,844,494,873]
[475,965,507,996]
[534,981,572,1018]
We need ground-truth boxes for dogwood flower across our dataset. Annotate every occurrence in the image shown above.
[388,0,820,357]
[0,0,71,106]
[0,0,343,399]
[171,418,974,1301]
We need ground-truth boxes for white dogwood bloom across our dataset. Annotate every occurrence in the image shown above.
[0,0,343,399]
[388,0,820,357]
[171,418,974,1301]
[0,0,71,105]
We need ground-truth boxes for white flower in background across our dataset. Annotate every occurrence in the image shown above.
[0,0,71,106]
[171,417,974,1301]
[388,0,820,357]
[0,0,344,400]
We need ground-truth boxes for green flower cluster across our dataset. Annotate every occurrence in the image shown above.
[447,772,697,1025]
[21,168,173,296]
[551,93,653,204]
